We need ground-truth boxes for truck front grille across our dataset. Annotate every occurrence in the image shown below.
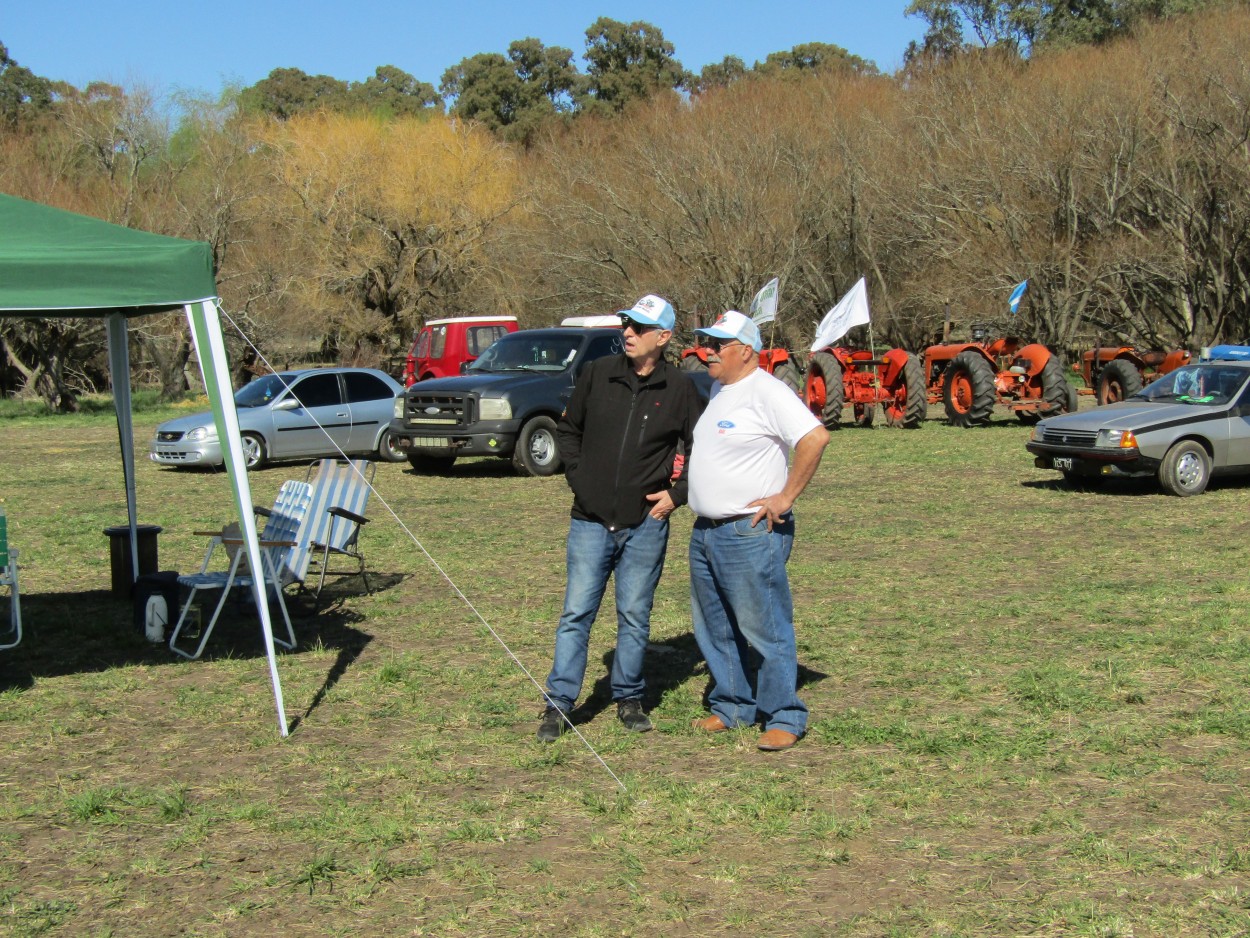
[405,393,474,428]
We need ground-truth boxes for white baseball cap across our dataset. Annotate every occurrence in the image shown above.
[695,310,762,352]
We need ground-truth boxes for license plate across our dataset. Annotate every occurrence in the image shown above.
[1053,457,1073,470]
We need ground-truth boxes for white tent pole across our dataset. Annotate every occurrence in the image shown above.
[184,300,290,738]
[106,314,141,587]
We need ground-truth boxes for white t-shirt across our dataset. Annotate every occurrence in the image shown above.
[688,368,822,519]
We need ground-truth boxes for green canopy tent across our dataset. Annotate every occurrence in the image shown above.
[0,193,292,736]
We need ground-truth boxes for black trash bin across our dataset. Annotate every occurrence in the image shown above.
[103,524,163,597]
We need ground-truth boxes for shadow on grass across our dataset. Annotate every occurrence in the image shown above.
[573,631,828,725]
[404,457,519,479]
[0,574,407,696]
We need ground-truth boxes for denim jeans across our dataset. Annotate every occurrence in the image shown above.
[689,513,807,735]
[543,514,669,711]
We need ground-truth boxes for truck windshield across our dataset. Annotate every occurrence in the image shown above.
[470,334,582,372]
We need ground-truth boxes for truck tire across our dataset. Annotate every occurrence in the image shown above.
[513,416,562,476]
[1019,355,1071,425]
[806,350,844,430]
[1097,358,1142,405]
[408,453,457,473]
[942,350,995,427]
[1158,439,1211,496]
[884,353,926,429]
[772,360,803,396]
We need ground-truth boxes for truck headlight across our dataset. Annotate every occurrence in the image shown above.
[1095,429,1138,449]
[478,397,512,420]
[394,397,405,419]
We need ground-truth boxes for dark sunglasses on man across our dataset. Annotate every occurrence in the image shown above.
[701,337,743,352]
[619,315,660,333]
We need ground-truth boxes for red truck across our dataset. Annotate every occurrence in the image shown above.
[403,316,519,386]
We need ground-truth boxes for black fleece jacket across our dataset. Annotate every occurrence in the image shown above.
[558,353,705,531]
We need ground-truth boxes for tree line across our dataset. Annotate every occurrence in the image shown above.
[0,3,1246,409]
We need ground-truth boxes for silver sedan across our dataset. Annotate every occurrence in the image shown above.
[1026,354,1250,496]
[150,367,405,469]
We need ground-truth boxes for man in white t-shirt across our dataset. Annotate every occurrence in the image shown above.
[687,310,829,751]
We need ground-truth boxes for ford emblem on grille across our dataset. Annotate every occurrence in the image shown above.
[1062,435,1069,443]
[424,406,441,415]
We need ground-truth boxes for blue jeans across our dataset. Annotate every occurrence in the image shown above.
[544,515,669,711]
[689,514,807,735]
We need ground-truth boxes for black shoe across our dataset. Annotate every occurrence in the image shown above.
[617,698,653,733]
[536,706,567,742]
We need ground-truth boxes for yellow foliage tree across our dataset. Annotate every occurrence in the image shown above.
[255,112,519,361]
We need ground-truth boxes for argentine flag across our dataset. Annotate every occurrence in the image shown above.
[1008,280,1029,315]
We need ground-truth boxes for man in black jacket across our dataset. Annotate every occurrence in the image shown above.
[537,294,705,741]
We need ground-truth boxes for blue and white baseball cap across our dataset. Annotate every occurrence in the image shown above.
[619,294,676,330]
[695,310,762,352]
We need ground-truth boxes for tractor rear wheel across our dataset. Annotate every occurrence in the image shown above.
[1097,358,1142,405]
[772,360,803,396]
[884,353,926,428]
[805,351,844,429]
[1019,354,1072,425]
[942,350,995,427]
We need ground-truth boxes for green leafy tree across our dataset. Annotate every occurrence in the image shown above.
[581,18,689,114]
[0,41,54,129]
[237,67,348,119]
[442,39,578,145]
[755,42,879,77]
[347,66,441,117]
[694,55,749,93]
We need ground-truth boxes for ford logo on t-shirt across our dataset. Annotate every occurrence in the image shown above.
[717,420,735,429]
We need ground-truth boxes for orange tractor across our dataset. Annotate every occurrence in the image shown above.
[1074,346,1191,404]
[923,324,1075,427]
[681,345,803,394]
[804,345,926,429]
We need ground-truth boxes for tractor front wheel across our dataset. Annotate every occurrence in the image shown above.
[805,351,844,429]
[1019,355,1073,425]
[942,351,996,427]
[884,353,926,429]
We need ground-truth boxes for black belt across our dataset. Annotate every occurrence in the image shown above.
[697,514,753,529]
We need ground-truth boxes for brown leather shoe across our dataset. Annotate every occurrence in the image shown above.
[757,729,799,751]
[691,714,729,733]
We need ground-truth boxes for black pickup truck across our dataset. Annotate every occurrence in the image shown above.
[389,327,627,476]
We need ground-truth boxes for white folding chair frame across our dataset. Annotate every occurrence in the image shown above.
[0,549,21,651]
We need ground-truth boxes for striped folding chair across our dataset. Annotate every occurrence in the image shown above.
[169,479,313,660]
[300,459,376,600]
[0,521,20,651]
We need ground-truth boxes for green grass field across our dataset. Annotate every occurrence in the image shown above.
[1,401,1248,937]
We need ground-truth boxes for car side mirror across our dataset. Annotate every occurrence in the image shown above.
[272,398,299,412]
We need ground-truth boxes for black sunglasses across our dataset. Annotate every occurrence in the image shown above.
[702,337,742,352]
[619,315,659,333]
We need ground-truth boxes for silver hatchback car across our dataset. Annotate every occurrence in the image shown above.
[150,367,406,469]
[1027,348,1250,496]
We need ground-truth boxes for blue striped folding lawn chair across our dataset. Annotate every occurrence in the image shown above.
[0,518,21,651]
[169,479,313,660]
[300,458,376,601]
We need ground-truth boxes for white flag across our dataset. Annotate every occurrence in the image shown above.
[810,278,871,352]
[750,277,780,325]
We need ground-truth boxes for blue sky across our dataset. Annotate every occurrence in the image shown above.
[5,1,926,100]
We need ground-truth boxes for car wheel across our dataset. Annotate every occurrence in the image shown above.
[1158,440,1211,496]
[240,432,267,469]
[407,453,457,473]
[513,416,562,477]
[376,429,407,463]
